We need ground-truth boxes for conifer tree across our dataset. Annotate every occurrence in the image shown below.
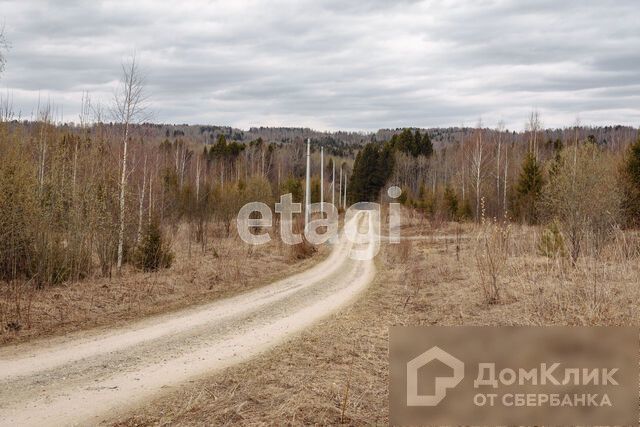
[444,186,459,220]
[390,129,433,158]
[348,142,394,202]
[513,152,544,224]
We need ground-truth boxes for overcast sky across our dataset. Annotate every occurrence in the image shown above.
[0,0,638,131]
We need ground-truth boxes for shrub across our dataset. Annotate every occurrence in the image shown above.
[134,218,174,272]
[537,221,566,258]
[281,176,303,203]
[620,136,640,227]
[459,199,473,221]
[289,239,316,260]
[475,219,510,304]
[287,216,316,260]
[542,143,621,262]
[0,143,38,281]
[443,187,459,221]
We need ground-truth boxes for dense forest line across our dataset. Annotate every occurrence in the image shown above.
[3,108,639,289]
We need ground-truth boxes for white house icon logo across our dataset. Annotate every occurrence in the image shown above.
[406,346,464,406]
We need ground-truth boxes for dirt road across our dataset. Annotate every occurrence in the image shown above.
[0,214,376,426]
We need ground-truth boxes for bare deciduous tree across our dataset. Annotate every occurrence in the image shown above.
[495,121,505,214]
[0,25,8,77]
[74,91,91,196]
[112,55,149,271]
[36,99,52,194]
[470,120,491,221]
[0,91,13,122]
[503,140,509,216]
[542,143,620,263]
[527,110,542,160]
[136,155,147,244]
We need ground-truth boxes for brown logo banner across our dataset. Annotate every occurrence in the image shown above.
[389,326,638,426]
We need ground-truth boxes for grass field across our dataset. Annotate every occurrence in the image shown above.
[111,216,640,425]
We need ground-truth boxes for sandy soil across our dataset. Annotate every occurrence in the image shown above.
[0,214,377,426]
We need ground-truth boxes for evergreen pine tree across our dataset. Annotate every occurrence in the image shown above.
[397,128,415,155]
[390,129,433,158]
[348,142,395,202]
[513,152,544,224]
[444,186,459,220]
[419,131,433,157]
[282,176,303,203]
[413,130,422,157]
[134,218,174,272]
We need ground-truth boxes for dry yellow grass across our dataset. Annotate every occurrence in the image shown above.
[111,221,640,425]
[0,223,326,346]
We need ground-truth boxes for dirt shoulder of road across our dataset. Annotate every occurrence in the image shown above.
[0,225,327,347]
[112,221,640,425]
[110,224,464,426]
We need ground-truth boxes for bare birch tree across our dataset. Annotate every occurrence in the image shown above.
[136,155,147,244]
[460,125,466,203]
[0,91,13,122]
[495,120,505,214]
[572,116,581,184]
[0,25,8,77]
[36,100,52,194]
[74,91,91,197]
[112,54,148,271]
[503,143,508,217]
[470,120,490,222]
[527,110,542,160]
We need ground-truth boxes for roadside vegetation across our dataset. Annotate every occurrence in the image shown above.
[114,211,640,425]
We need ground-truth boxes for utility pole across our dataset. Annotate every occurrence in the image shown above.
[320,146,324,214]
[339,165,343,209]
[332,159,335,207]
[305,138,311,231]
[343,173,347,208]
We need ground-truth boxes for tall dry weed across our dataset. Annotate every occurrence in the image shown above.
[475,199,511,303]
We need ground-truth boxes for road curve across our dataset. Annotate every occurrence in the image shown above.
[0,213,376,426]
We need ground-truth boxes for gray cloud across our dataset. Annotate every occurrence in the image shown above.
[0,0,638,130]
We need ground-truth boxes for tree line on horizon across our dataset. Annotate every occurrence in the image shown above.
[1,49,640,288]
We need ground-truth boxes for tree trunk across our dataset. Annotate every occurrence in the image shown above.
[503,145,508,218]
[496,135,501,213]
[117,122,129,270]
[137,156,147,244]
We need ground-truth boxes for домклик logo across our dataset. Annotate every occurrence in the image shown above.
[406,346,464,406]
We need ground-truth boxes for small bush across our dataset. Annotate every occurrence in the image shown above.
[443,187,459,221]
[287,215,316,260]
[537,221,566,258]
[542,143,621,262]
[0,151,38,281]
[475,219,510,304]
[289,238,317,260]
[134,219,174,272]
